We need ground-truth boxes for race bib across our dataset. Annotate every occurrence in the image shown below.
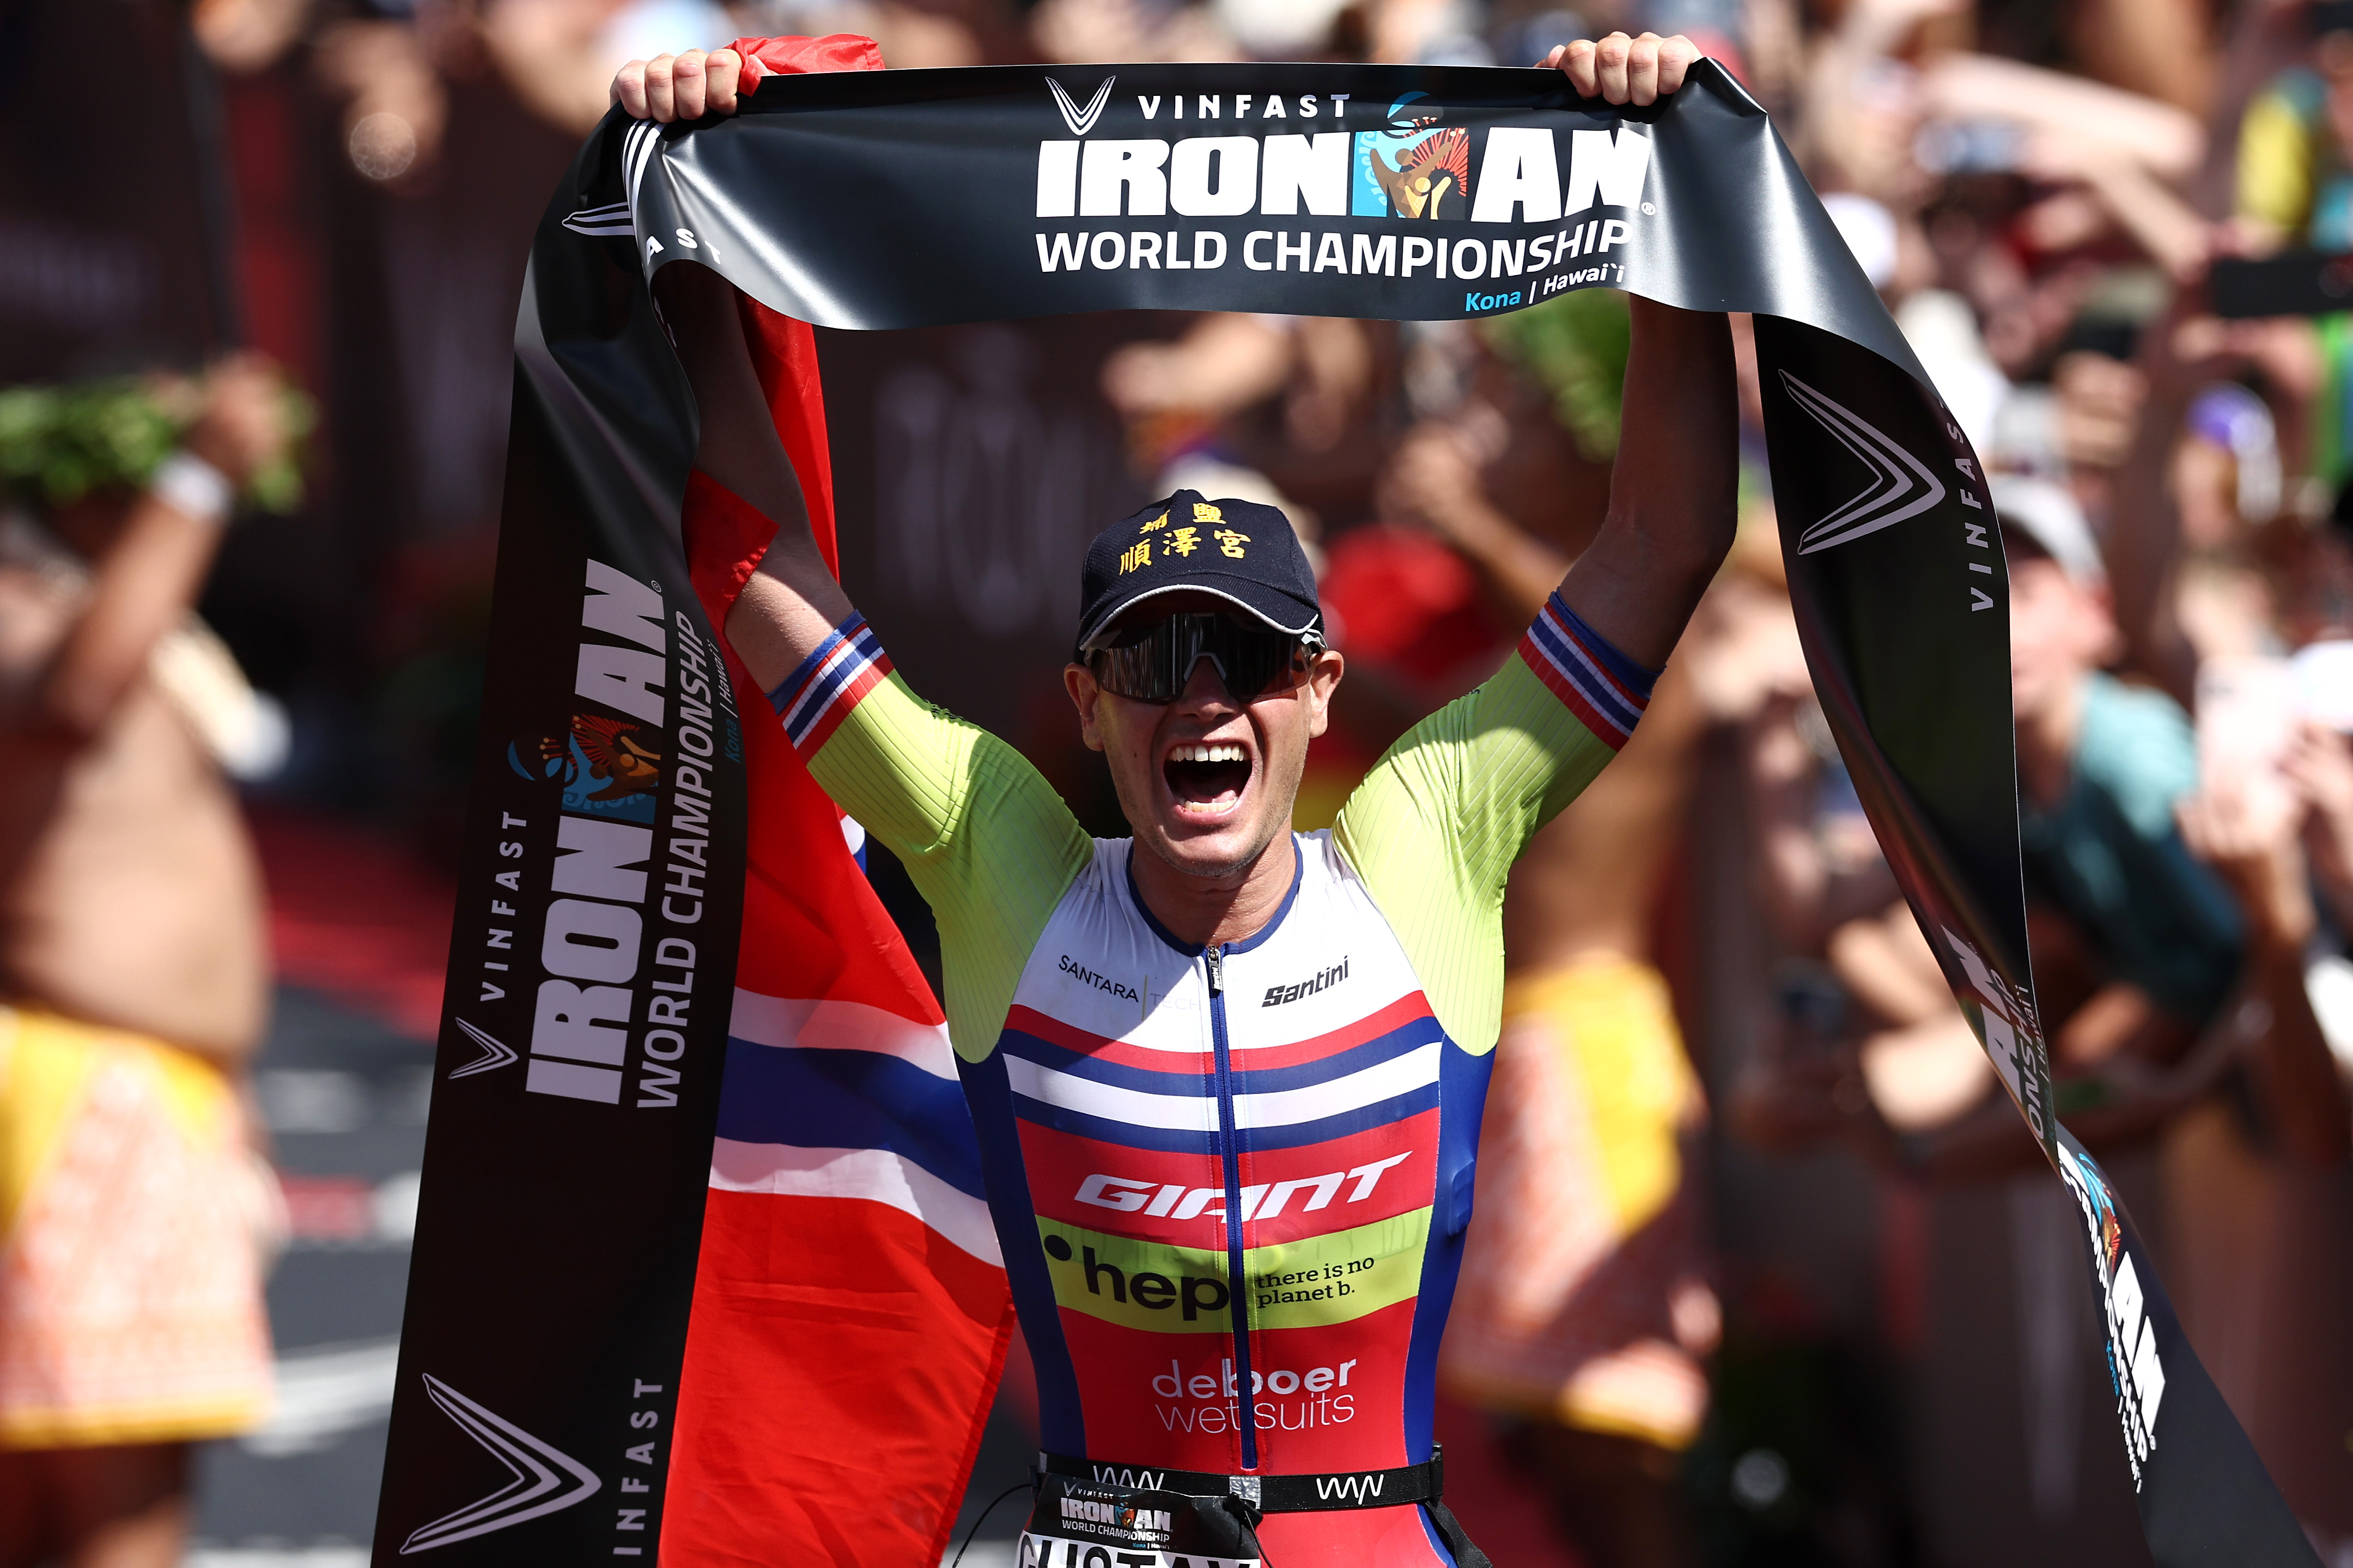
[1019,1473,1263,1568]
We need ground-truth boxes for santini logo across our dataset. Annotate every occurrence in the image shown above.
[399,1375,602,1553]
[1264,955,1348,1006]
[1782,371,1948,554]
[1047,75,1116,136]
[448,1018,518,1079]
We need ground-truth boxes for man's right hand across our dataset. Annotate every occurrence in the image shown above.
[611,47,745,122]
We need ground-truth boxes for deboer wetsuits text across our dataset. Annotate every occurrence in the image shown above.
[769,593,1653,1566]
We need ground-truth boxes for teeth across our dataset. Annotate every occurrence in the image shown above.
[1171,743,1247,764]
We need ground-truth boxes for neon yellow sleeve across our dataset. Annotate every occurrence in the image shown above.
[780,619,1092,1061]
[1332,596,1646,1053]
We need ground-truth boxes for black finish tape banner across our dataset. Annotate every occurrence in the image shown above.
[376,57,2318,1566]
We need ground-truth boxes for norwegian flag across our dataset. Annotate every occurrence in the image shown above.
[658,96,1014,1555]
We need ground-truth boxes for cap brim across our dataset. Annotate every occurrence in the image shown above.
[1077,579,1321,654]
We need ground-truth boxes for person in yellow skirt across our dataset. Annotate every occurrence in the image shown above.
[0,360,293,1568]
[1437,693,1723,1568]
[1443,954,1716,1475]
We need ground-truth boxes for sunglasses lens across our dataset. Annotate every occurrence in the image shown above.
[1090,614,1309,704]
[1219,634,1298,701]
[1089,639,1179,703]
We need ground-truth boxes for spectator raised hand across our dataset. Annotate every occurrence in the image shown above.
[2177,773,2351,1164]
[2285,722,2353,936]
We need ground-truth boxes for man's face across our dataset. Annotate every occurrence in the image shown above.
[2009,556,2116,722]
[1064,594,1345,882]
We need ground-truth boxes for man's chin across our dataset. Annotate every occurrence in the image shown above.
[1142,813,1276,881]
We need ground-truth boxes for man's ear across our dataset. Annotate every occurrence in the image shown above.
[1065,663,1107,752]
[1304,649,1345,740]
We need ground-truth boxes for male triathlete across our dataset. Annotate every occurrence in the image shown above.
[623,31,1728,1566]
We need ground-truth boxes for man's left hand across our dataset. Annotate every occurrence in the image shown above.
[1546,32,1700,107]
[612,48,745,123]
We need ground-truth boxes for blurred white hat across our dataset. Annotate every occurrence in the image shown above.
[1898,289,2010,457]
[1990,475,2106,586]
[2294,640,2353,730]
[1822,192,1899,291]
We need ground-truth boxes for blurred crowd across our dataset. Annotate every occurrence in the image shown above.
[5,0,2353,1564]
[1054,2,2353,1561]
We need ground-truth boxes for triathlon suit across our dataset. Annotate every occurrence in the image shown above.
[769,591,1653,1565]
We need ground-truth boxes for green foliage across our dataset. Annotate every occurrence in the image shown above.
[0,377,315,514]
[246,390,317,514]
[1478,288,1632,461]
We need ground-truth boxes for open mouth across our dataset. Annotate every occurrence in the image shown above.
[1164,741,1252,815]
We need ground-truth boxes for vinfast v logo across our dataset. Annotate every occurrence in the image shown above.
[1047,75,1116,136]
[1782,371,1948,554]
[561,200,633,239]
[447,1018,518,1079]
[619,119,664,221]
[399,1376,601,1552]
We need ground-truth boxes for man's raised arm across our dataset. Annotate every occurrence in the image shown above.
[1546,33,1737,666]
[1552,296,1738,668]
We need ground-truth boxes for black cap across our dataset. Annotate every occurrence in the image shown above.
[1073,490,1322,658]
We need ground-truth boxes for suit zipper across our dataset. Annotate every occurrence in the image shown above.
[1205,943,1258,1469]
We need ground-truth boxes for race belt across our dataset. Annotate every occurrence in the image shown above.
[1037,1448,1446,1513]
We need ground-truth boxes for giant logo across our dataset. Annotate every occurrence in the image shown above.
[1074,1152,1410,1221]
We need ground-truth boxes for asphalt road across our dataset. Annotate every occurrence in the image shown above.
[183,985,1031,1568]
[187,987,428,1566]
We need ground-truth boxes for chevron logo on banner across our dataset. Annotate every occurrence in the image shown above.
[1045,75,1116,136]
[400,1376,603,1553]
[446,1018,518,1079]
[1782,370,1949,554]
